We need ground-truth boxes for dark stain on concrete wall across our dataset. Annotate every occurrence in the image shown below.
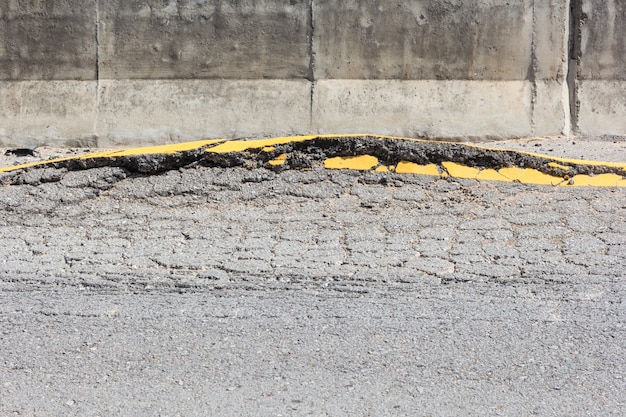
[578,0,626,80]
[0,0,96,80]
[99,0,310,79]
[313,0,533,80]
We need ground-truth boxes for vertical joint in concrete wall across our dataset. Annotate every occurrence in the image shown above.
[93,0,101,143]
[529,0,538,135]
[306,0,315,83]
[307,0,315,130]
[94,0,100,82]
[568,0,584,134]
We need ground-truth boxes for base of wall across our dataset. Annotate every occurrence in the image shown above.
[95,79,311,147]
[0,80,312,148]
[578,81,626,136]
[0,81,98,147]
[0,78,571,147]
[313,79,569,139]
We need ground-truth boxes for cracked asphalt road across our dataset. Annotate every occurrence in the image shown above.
[1,165,625,416]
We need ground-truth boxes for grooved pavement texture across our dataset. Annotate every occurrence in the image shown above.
[1,166,625,416]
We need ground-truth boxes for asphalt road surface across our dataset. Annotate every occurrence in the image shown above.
[1,165,625,416]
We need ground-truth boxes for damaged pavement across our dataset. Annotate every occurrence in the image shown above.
[1,136,625,415]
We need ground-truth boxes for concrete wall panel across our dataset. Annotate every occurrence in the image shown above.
[1,0,625,146]
[312,80,532,138]
[0,81,97,146]
[0,1,96,80]
[534,80,570,135]
[579,0,626,80]
[534,0,569,80]
[313,0,533,80]
[577,1,626,134]
[95,80,311,146]
[99,0,310,79]
[578,81,626,135]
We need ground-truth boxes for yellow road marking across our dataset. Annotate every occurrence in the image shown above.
[93,139,226,157]
[441,162,480,179]
[207,135,318,153]
[0,139,225,173]
[498,167,564,185]
[564,173,626,187]
[475,168,513,182]
[324,155,379,170]
[1,134,625,187]
[439,162,573,185]
[395,162,440,176]
[268,154,288,166]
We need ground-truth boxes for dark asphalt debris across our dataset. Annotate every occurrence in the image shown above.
[1,136,624,187]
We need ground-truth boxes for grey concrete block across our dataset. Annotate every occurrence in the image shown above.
[533,80,570,135]
[576,2,626,135]
[0,80,97,147]
[95,79,311,146]
[313,0,533,80]
[534,0,569,80]
[99,0,310,79]
[578,80,626,135]
[0,1,96,80]
[312,79,532,139]
[579,0,626,80]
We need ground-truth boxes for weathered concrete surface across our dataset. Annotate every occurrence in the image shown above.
[1,166,625,415]
[578,81,626,136]
[312,0,569,81]
[0,0,625,144]
[98,0,310,79]
[313,0,533,80]
[534,80,571,136]
[577,1,626,135]
[0,0,572,145]
[578,0,626,80]
[0,81,97,147]
[0,79,311,147]
[0,0,96,80]
[311,1,570,138]
[313,80,533,139]
[95,79,312,147]
[534,0,570,80]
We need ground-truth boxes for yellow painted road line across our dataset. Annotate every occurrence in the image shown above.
[324,155,379,170]
[2,134,626,187]
[268,154,288,166]
[441,162,481,179]
[475,168,513,182]
[566,173,626,187]
[497,167,565,186]
[206,134,626,170]
[206,135,318,153]
[394,162,440,177]
[0,139,226,173]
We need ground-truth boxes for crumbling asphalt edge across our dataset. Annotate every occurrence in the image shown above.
[1,135,625,187]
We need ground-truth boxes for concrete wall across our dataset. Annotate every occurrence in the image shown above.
[312,0,569,139]
[0,0,622,147]
[577,0,626,135]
